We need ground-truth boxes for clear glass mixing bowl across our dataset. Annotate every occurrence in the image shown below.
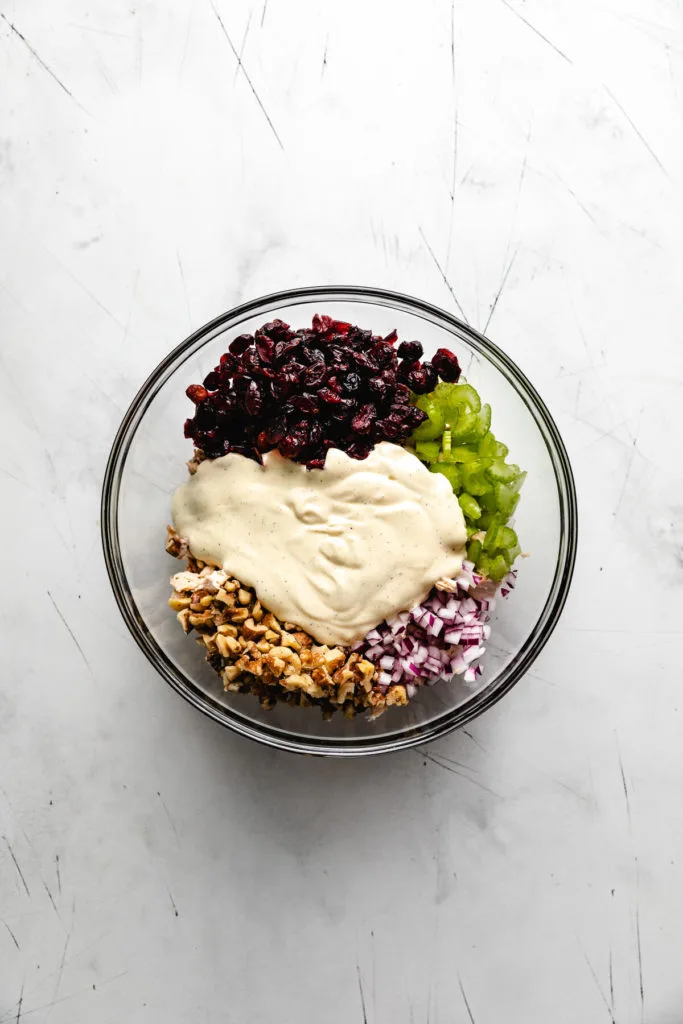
[101,287,577,756]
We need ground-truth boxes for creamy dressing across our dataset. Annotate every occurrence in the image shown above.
[172,442,467,646]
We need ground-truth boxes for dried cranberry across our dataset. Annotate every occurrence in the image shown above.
[183,417,195,438]
[406,406,428,429]
[432,347,461,382]
[229,334,253,355]
[346,441,372,460]
[318,387,342,405]
[273,338,300,362]
[419,361,438,392]
[350,404,376,435]
[342,372,362,394]
[397,340,423,361]
[186,384,208,405]
[291,395,319,414]
[384,329,398,345]
[202,371,220,390]
[255,334,275,363]
[244,380,263,416]
[365,378,387,403]
[302,362,327,387]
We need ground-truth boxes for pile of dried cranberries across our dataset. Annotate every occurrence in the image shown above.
[184,315,461,469]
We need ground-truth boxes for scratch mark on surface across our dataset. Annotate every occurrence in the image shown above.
[609,949,614,1020]
[46,591,94,683]
[51,930,72,1010]
[321,34,328,76]
[417,750,502,797]
[418,227,469,323]
[42,880,60,918]
[498,0,572,64]
[167,888,179,918]
[209,0,284,150]
[55,855,61,895]
[176,251,192,326]
[157,792,181,848]
[2,921,20,950]
[15,982,23,1024]
[613,407,643,520]
[357,964,368,1024]
[457,973,477,1024]
[0,14,89,113]
[260,0,270,28]
[616,742,632,828]
[483,249,517,335]
[634,857,645,1022]
[3,839,30,897]
[462,729,490,756]
[578,941,615,1022]
[233,11,252,83]
[604,86,668,177]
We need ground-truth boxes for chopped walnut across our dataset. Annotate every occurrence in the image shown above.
[166,526,385,717]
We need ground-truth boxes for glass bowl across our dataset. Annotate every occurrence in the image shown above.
[101,286,577,756]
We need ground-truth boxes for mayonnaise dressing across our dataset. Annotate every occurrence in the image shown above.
[172,442,467,646]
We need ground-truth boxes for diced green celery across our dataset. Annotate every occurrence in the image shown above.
[411,395,445,441]
[430,463,461,489]
[494,440,509,458]
[467,538,483,564]
[483,517,504,551]
[435,381,481,415]
[479,490,498,514]
[478,431,498,458]
[478,511,494,529]
[494,483,519,517]
[477,403,491,436]
[462,461,492,496]
[476,553,492,577]
[466,524,478,539]
[488,554,510,582]
[451,408,479,442]
[496,526,518,549]
[416,440,441,462]
[442,445,480,464]
[458,493,482,520]
[506,543,521,565]
[510,469,527,494]
[488,460,521,484]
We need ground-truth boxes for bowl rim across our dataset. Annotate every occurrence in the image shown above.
[101,285,578,756]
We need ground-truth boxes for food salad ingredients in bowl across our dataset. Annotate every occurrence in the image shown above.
[101,286,577,756]
[166,314,524,719]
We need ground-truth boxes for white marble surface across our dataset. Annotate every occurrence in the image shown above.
[1,0,683,1020]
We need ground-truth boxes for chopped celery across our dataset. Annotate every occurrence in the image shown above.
[467,538,483,564]
[483,518,504,552]
[458,493,482,519]
[462,461,492,496]
[435,381,481,415]
[478,431,498,458]
[430,463,461,489]
[411,395,445,441]
[488,460,522,484]
[488,554,510,582]
[442,445,481,464]
[496,526,518,549]
[416,440,441,462]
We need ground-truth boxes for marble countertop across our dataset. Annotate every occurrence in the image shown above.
[2,1,683,1021]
